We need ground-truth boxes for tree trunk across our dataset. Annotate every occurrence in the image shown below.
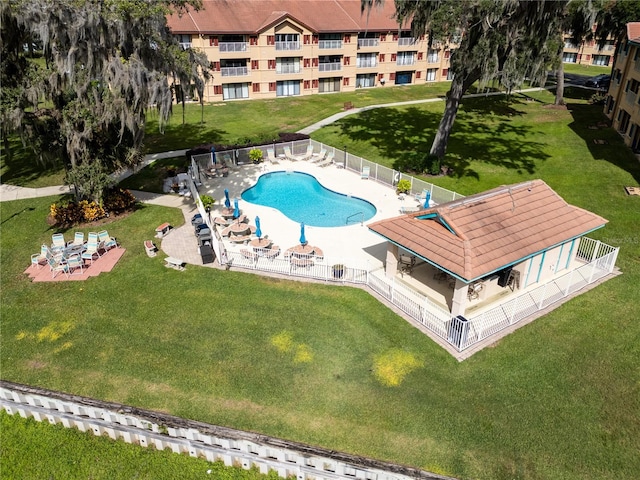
[555,54,565,106]
[429,73,478,159]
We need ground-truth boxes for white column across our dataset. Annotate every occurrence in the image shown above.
[450,278,468,318]
[385,244,399,279]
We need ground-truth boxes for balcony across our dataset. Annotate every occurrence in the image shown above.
[276,65,301,74]
[319,40,342,49]
[179,42,192,50]
[356,59,377,68]
[396,57,415,66]
[357,38,379,48]
[220,66,248,77]
[275,41,300,51]
[397,37,415,46]
[219,42,248,53]
[318,63,342,72]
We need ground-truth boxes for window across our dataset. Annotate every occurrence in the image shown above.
[563,52,578,63]
[356,73,376,88]
[276,57,300,74]
[318,55,342,72]
[426,68,437,81]
[222,83,249,100]
[175,34,191,49]
[276,80,300,97]
[592,55,610,66]
[319,78,340,93]
[396,51,415,66]
[357,53,377,68]
[427,49,439,63]
[618,109,631,134]
[395,71,412,84]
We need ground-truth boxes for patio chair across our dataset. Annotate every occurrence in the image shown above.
[81,234,101,264]
[65,254,84,275]
[67,232,85,248]
[361,166,370,180]
[398,254,415,276]
[31,244,51,269]
[98,230,117,252]
[298,145,314,161]
[310,148,327,163]
[47,255,70,279]
[51,233,66,255]
[316,151,334,167]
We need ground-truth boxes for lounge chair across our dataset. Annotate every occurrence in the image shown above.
[310,148,327,163]
[361,166,370,180]
[267,148,279,164]
[283,146,296,161]
[297,145,314,161]
[316,151,334,167]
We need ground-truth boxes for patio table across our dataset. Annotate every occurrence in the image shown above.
[228,223,250,236]
[292,244,314,256]
[250,238,273,250]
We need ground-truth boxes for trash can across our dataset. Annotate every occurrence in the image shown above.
[447,315,470,350]
[199,244,214,264]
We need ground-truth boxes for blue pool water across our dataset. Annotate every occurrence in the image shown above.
[241,171,377,227]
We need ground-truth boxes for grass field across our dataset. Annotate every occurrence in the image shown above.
[1,84,640,480]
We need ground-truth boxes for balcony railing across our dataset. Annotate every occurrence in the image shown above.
[220,66,248,77]
[276,65,301,74]
[357,38,379,48]
[275,41,300,51]
[318,63,342,72]
[219,42,248,52]
[427,56,439,63]
[319,40,342,49]
[179,42,192,50]
[396,58,415,66]
[398,37,415,46]
[356,59,377,68]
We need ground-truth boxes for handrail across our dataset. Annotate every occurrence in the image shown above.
[346,211,364,225]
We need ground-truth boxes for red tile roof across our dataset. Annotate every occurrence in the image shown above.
[627,22,640,44]
[168,0,400,34]
[368,180,607,282]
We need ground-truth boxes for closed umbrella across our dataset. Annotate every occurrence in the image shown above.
[299,222,307,245]
[423,191,431,209]
[233,198,240,220]
[224,189,231,209]
[255,216,262,239]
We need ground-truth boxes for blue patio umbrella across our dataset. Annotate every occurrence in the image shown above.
[423,191,431,209]
[299,222,307,245]
[224,188,231,209]
[255,216,262,239]
[233,198,240,219]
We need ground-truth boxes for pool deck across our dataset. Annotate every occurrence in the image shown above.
[187,160,415,268]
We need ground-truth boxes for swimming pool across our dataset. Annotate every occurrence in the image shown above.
[241,171,377,227]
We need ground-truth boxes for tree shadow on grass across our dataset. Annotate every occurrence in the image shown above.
[144,121,228,153]
[335,96,548,179]
[566,103,640,185]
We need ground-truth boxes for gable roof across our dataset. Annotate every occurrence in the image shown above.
[627,22,640,45]
[368,180,607,282]
[167,0,400,35]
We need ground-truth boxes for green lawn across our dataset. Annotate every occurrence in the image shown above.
[1,87,640,480]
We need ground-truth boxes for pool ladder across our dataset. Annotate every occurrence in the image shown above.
[346,212,364,226]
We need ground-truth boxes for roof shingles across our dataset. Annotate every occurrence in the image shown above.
[368,180,607,281]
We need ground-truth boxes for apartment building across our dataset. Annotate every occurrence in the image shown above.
[604,23,640,152]
[166,0,454,102]
[562,33,616,67]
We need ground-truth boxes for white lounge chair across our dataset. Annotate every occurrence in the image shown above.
[310,148,327,163]
[267,148,279,164]
[283,146,296,161]
[316,151,334,167]
[298,145,314,161]
[361,166,370,180]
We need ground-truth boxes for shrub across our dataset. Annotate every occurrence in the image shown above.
[49,201,84,227]
[396,179,412,194]
[249,148,264,163]
[199,194,215,210]
[103,188,137,214]
[79,200,106,222]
